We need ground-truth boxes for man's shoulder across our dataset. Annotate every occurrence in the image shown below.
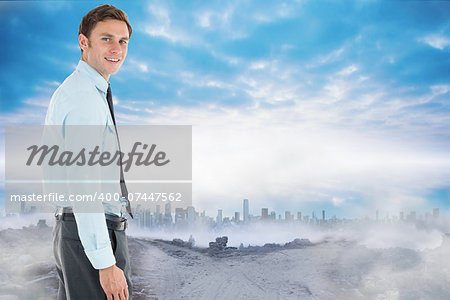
[54,69,97,99]
[45,66,106,125]
[49,68,104,111]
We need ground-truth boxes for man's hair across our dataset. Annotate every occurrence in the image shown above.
[79,4,132,53]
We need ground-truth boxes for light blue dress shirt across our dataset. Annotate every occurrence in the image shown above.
[45,60,126,269]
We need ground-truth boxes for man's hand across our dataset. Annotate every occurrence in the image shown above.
[99,264,129,300]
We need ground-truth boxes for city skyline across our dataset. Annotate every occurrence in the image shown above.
[129,198,444,230]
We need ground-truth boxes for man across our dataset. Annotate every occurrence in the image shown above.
[45,5,133,299]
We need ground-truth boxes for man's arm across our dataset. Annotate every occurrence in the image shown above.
[64,105,117,269]
[63,102,128,298]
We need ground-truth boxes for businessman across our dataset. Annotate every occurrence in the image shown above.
[45,5,133,299]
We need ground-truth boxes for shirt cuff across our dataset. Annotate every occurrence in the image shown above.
[84,245,116,269]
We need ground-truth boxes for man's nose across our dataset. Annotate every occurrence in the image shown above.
[110,41,122,54]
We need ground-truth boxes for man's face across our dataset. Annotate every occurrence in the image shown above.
[79,19,129,81]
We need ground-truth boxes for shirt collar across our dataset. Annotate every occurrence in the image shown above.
[76,60,109,94]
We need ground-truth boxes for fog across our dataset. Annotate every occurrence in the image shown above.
[1,216,449,299]
[127,219,445,251]
[0,214,55,231]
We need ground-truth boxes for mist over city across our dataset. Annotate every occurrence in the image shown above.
[1,200,450,299]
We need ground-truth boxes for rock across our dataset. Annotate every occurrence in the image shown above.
[37,220,48,229]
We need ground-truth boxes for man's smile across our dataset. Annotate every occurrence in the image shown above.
[105,57,120,63]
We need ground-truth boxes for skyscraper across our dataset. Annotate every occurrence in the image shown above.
[187,206,195,223]
[243,199,249,223]
[217,209,223,225]
[234,211,240,223]
[433,208,440,219]
[285,211,292,222]
[261,208,269,220]
[175,207,187,223]
[164,202,173,224]
[270,211,276,220]
[165,202,171,217]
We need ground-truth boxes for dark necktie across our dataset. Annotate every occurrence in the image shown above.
[106,84,133,219]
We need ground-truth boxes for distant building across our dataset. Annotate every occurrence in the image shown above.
[433,208,439,219]
[217,209,223,226]
[165,202,171,216]
[243,199,249,223]
[144,209,151,228]
[261,208,269,220]
[285,211,293,222]
[297,212,302,222]
[175,207,187,224]
[322,210,325,221]
[164,202,173,224]
[407,211,416,223]
[186,206,195,224]
[270,211,276,220]
[234,211,240,223]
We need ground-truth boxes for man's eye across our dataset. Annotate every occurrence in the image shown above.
[120,40,127,44]
[102,38,110,41]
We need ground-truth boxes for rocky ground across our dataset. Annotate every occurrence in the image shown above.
[0,223,450,299]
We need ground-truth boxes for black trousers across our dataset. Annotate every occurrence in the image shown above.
[53,217,133,299]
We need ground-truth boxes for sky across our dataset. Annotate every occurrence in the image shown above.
[1,0,450,219]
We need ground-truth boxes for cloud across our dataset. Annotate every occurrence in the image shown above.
[126,59,149,73]
[0,104,47,125]
[249,61,268,70]
[338,65,358,76]
[332,197,345,207]
[196,11,212,28]
[22,97,50,108]
[110,100,450,217]
[430,84,450,97]
[142,3,197,45]
[419,34,450,50]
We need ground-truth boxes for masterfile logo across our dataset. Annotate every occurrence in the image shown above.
[26,142,170,171]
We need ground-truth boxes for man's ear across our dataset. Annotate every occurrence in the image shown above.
[79,33,89,52]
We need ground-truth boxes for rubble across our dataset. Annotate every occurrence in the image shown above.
[171,238,194,248]
[208,236,228,250]
[159,235,314,258]
[206,236,312,257]
[37,219,48,229]
[284,238,312,248]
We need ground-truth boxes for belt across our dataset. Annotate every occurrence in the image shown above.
[55,207,128,231]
